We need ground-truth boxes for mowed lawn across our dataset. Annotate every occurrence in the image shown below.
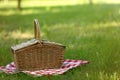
[0,0,120,80]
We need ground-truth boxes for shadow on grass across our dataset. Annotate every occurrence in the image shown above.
[0,4,120,47]
[0,4,120,31]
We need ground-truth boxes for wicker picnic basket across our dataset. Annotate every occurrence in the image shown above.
[11,19,66,71]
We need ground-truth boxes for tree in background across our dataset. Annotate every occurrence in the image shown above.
[0,0,22,10]
[89,0,93,5]
[18,0,22,10]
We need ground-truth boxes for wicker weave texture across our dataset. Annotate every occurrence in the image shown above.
[14,43,65,71]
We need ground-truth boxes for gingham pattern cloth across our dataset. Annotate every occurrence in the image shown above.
[0,59,89,76]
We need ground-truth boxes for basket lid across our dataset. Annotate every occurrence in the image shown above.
[11,39,39,51]
[11,39,66,51]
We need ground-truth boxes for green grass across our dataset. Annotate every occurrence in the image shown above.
[0,0,120,80]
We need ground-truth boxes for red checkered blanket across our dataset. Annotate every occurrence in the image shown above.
[0,59,89,76]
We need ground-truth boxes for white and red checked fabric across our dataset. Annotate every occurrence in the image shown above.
[0,59,89,76]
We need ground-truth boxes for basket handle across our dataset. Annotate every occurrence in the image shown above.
[34,19,41,43]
